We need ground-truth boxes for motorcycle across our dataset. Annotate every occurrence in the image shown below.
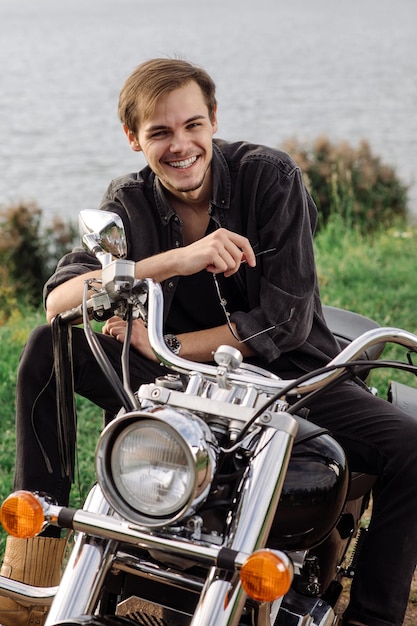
[1,209,417,626]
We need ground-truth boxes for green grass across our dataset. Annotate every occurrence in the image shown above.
[315,216,417,393]
[1,217,417,554]
[316,217,417,330]
[0,312,103,553]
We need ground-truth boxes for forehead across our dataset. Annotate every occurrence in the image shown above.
[141,81,210,129]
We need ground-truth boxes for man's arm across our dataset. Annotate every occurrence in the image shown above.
[45,228,256,323]
[103,316,256,363]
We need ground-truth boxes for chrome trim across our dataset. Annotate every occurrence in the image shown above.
[46,508,235,565]
[45,538,117,624]
[45,485,115,624]
[189,422,297,625]
[138,383,294,427]
[144,278,417,396]
[115,551,204,593]
[0,576,56,606]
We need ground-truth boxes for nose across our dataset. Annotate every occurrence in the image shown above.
[169,129,190,153]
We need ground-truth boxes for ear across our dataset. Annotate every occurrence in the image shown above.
[211,105,218,134]
[123,124,141,152]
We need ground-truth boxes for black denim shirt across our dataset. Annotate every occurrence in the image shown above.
[44,139,340,373]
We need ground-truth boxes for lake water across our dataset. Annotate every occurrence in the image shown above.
[1,0,416,224]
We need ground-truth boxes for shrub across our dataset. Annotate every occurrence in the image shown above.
[282,136,409,232]
[0,203,77,317]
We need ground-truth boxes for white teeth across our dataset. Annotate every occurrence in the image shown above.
[169,156,197,168]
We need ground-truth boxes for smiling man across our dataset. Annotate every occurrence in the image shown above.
[125,80,217,197]
[1,58,417,626]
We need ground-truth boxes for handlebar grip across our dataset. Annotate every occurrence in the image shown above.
[56,304,85,324]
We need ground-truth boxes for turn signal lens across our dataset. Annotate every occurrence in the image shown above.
[240,549,293,602]
[0,491,45,538]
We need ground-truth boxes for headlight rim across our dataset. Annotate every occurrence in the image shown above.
[95,408,216,528]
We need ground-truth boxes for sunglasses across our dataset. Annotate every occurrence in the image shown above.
[212,247,294,344]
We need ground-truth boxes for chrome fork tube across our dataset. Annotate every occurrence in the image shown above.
[190,415,297,626]
[45,537,117,624]
[45,485,115,624]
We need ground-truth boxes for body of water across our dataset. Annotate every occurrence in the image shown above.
[1,0,416,223]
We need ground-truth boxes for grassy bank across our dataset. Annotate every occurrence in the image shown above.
[315,217,417,393]
[1,218,417,554]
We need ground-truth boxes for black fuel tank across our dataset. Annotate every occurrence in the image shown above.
[268,432,349,551]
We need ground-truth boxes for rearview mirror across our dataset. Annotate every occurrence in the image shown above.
[78,210,127,259]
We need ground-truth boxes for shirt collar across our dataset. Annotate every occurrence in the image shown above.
[210,141,231,211]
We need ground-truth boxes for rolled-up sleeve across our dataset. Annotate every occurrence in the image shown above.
[43,248,101,307]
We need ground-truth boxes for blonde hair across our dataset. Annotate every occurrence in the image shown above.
[118,58,217,133]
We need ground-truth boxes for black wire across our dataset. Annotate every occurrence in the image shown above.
[286,369,353,416]
[81,282,136,412]
[232,358,417,446]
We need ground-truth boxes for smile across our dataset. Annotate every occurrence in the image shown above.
[168,156,198,169]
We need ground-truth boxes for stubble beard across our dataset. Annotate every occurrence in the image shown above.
[162,160,212,194]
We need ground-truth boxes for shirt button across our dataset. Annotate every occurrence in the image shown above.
[168,281,174,289]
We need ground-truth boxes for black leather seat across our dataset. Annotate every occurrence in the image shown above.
[323,305,385,377]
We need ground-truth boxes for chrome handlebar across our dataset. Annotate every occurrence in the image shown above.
[143,277,417,396]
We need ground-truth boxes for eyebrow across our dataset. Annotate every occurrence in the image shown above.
[145,114,207,133]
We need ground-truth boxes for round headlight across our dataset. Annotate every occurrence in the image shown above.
[96,408,217,527]
[113,420,195,516]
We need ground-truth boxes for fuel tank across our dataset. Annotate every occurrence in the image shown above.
[268,432,349,551]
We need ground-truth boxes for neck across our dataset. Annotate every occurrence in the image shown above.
[166,187,211,215]
[168,196,212,245]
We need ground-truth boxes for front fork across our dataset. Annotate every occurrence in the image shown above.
[45,485,115,624]
[191,414,297,626]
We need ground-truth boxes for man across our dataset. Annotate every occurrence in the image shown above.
[1,57,416,626]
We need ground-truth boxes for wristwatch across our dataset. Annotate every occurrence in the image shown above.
[164,333,182,355]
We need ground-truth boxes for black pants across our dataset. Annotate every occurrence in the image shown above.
[14,325,417,626]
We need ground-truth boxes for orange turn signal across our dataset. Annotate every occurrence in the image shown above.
[1,491,45,538]
[240,549,293,602]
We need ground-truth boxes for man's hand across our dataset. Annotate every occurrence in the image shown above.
[131,228,256,285]
[176,228,256,277]
[103,316,158,361]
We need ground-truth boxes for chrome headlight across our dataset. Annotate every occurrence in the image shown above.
[95,408,217,527]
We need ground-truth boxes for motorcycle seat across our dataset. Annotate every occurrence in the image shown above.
[323,305,385,379]
[323,305,384,361]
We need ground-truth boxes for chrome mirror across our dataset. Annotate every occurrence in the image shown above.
[78,209,127,259]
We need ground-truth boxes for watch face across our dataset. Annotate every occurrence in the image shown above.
[165,334,181,355]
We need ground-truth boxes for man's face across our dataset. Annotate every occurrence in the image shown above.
[127,81,218,202]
